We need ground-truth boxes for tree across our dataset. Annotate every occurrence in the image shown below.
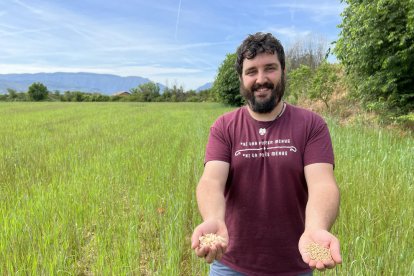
[287,65,313,104]
[185,90,199,102]
[309,62,339,109]
[159,90,172,102]
[7,88,18,100]
[198,89,215,102]
[286,34,328,72]
[334,0,414,118]
[28,82,48,101]
[212,53,243,106]
[130,82,160,102]
[166,84,185,102]
[73,91,85,102]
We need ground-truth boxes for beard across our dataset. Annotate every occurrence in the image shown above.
[240,74,286,114]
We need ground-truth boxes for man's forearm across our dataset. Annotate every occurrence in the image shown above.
[196,179,226,221]
[305,183,340,231]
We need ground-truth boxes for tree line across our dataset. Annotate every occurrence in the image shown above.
[335,0,413,125]
[0,82,215,103]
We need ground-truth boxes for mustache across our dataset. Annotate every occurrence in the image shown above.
[251,82,274,92]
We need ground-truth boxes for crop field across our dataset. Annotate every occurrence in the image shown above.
[0,102,413,275]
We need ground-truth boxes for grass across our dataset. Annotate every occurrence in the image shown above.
[328,118,414,275]
[0,102,413,275]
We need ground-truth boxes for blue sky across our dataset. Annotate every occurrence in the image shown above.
[0,0,345,90]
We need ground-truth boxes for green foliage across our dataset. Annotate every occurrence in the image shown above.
[162,84,185,102]
[130,82,161,102]
[2,88,28,101]
[15,81,210,103]
[59,91,111,102]
[197,89,216,102]
[287,62,340,108]
[6,88,18,100]
[2,81,215,103]
[394,112,414,129]
[27,82,48,101]
[212,53,243,106]
[309,62,339,109]
[335,0,414,117]
[287,65,313,104]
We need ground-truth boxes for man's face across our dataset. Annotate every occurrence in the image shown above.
[240,53,285,113]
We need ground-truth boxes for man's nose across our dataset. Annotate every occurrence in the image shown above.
[256,70,266,84]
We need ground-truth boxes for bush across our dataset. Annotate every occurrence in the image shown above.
[28,82,48,101]
[286,65,313,104]
[212,53,243,106]
[309,62,340,109]
[335,0,414,117]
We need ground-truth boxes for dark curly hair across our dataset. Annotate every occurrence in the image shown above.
[235,32,285,76]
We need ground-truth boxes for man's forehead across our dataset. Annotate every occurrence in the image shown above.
[243,53,280,66]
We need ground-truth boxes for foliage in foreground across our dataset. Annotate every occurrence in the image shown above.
[287,62,341,110]
[335,0,414,119]
[212,53,243,107]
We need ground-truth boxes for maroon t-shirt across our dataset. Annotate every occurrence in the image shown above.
[205,103,334,276]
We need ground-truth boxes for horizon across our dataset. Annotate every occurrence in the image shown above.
[0,0,345,90]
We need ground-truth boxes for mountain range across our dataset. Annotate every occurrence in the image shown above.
[196,82,213,92]
[0,72,212,94]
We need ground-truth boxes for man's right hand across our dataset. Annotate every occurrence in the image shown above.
[191,219,229,264]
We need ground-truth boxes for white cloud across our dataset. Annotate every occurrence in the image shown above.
[267,1,344,23]
[13,0,44,15]
[265,26,311,42]
[269,2,343,15]
[0,24,53,37]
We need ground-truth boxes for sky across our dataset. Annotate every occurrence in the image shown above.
[0,0,346,90]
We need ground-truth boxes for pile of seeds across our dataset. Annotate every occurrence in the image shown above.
[306,242,333,261]
[199,233,226,248]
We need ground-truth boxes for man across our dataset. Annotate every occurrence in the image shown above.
[191,32,342,275]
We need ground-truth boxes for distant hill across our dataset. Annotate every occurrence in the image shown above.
[196,82,213,92]
[0,72,166,95]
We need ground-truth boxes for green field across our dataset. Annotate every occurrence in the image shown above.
[1,102,413,275]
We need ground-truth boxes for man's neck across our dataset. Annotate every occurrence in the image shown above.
[246,100,285,122]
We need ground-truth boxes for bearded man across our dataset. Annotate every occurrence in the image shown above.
[191,32,342,276]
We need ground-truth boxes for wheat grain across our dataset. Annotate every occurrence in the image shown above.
[306,242,333,261]
[199,234,226,248]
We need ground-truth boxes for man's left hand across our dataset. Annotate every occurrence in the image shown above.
[298,229,342,271]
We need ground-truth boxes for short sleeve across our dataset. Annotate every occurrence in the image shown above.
[204,117,231,164]
[303,116,334,167]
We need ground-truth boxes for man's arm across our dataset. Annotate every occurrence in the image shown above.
[191,160,230,263]
[299,163,342,271]
[196,160,229,221]
[305,163,339,231]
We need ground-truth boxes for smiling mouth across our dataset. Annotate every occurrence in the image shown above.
[254,88,270,96]
[252,82,274,94]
